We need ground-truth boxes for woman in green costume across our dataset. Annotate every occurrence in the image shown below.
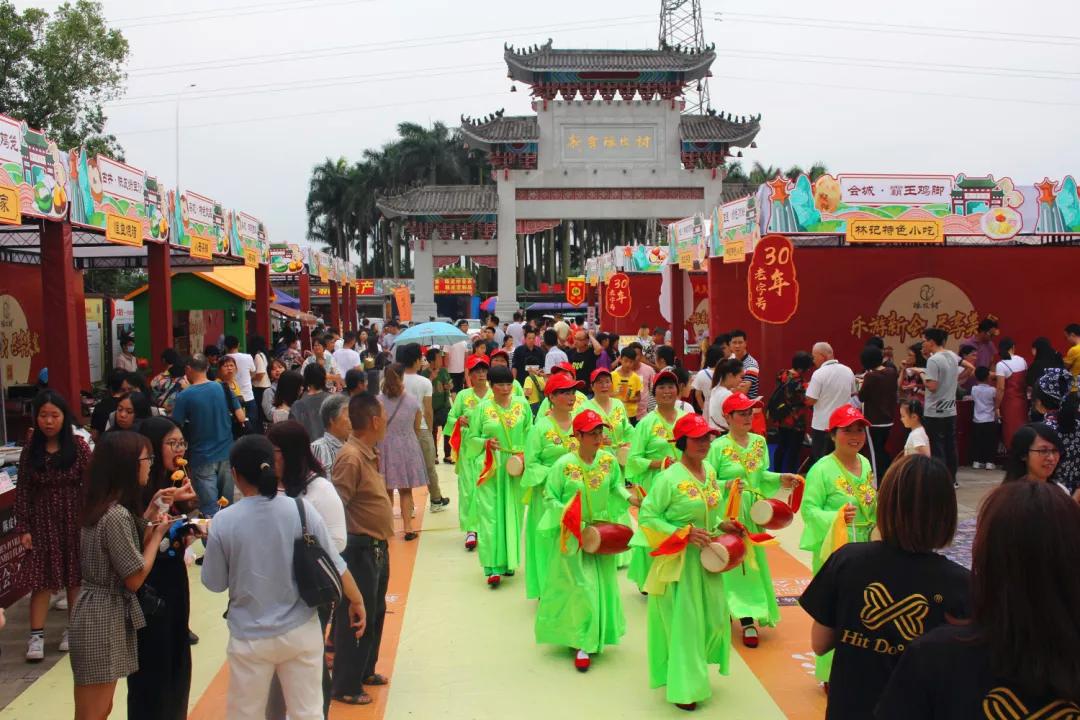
[468,366,534,587]
[445,355,492,551]
[799,404,877,685]
[632,413,740,711]
[626,369,689,592]
[488,349,525,399]
[522,373,583,600]
[705,392,803,648]
[584,367,635,568]
[534,409,637,671]
[535,363,588,418]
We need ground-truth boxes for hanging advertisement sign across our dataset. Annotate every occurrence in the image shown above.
[355,279,376,296]
[0,114,69,222]
[846,218,944,244]
[230,210,268,266]
[269,243,305,276]
[0,293,40,385]
[0,186,19,225]
[747,234,799,325]
[69,151,153,245]
[565,276,586,306]
[723,239,746,263]
[668,213,708,271]
[604,272,631,318]
[434,277,475,295]
[170,190,226,254]
[393,286,412,323]
[712,195,758,260]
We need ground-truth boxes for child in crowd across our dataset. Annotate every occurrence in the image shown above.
[970,366,999,470]
[899,399,930,457]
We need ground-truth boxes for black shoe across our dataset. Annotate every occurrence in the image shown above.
[443,457,454,465]
[188,630,199,645]
[440,496,450,506]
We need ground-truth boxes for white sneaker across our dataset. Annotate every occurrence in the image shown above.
[430,502,447,514]
[58,629,69,652]
[985,463,995,471]
[26,634,44,662]
[972,462,984,470]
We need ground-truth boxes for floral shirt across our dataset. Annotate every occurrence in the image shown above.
[705,433,783,530]
[540,450,629,537]
[524,414,578,491]
[799,453,877,567]
[1045,412,1080,493]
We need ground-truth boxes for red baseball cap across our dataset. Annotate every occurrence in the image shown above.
[466,355,490,372]
[545,373,584,397]
[572,409,609,433]
[829,404,869,431]
[590,367,612,383]
[550,361,575,377]
[653,367,679,390]
[673,413,719,441]
[489,348,510,362]
[722,392,763,415]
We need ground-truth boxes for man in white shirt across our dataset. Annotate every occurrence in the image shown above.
[542,328,569,373]
[398,344,448,513]
[506,311,525,349]
[225,335,257,429]
[447,320,469,392]
[332,331,363,374]
[805,341,857,461]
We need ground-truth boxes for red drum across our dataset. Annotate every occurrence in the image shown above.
[700,533,747,573]
[506,453,524,477]
[581,522,634,555]
[749,498,795,530]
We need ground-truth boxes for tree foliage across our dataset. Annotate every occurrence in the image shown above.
[0,0,129,158]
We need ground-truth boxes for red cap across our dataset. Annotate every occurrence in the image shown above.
[572,409,608,433]
[653,367,679,390]
[673,413,719,441]
[466,355,490,372]
[829,404,869,431]
[722,392,763,415]
[550,361,575,376]
[590,367,612,383]
[545,373,585,397]
[489,348,510,362]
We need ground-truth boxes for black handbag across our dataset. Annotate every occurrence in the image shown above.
[292,498,343,607]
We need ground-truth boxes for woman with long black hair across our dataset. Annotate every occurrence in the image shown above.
[877,481,1080,718]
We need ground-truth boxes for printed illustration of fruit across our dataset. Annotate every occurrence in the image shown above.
[813,174,841,213]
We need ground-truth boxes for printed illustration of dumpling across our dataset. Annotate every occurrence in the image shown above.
[813,174,841,213]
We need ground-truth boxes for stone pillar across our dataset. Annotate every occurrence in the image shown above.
[670,265,686,365]
[708,256,723,344]
[298,271,312,351]
[40,220,83,417]
[254,263,271,344]
[147,241,174,370]
[411,234,437,322]
[496,179,518,315]
[328,280,340,330]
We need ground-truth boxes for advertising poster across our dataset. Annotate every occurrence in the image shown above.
[0,113,69,223]
[0,293,40,385]
[230,210,269,266]
[169,189,226,254]
[269,243,306,277]
[712,195,758,260]
[68,150,146,245]
[110,299,136,367]
[668,213,708,271]
[84,298,104,384]
[747,234,799,325]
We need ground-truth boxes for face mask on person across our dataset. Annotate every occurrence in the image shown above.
[124,344,135,354]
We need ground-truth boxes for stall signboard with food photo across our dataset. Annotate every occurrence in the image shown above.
[68,149,159,246]
[269,243,306,277]
[0,113,69,224]
[229,210,269,266]
[169,189,227,254]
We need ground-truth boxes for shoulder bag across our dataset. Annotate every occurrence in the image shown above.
[293,497,344,607]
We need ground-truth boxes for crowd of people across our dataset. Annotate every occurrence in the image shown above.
[9,310,1080,717]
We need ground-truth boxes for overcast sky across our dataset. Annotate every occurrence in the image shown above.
[16,0,1080,254]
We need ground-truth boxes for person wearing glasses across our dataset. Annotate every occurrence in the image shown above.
[1003,422,1070,493]
[69,431,175,719]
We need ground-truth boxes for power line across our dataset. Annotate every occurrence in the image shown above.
[715,12,1080,47]
[126,15,656,76]
[113,0,373,29]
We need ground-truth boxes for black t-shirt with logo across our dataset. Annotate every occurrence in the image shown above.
[566,347,598,390]
[876,624,1080,719]
[799,541,971,720]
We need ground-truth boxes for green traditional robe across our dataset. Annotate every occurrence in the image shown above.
[799,452,877,682]
[705,433,782,627]
[445,386,490,532]
[625,408,686,591]
[630,462,730,705]
[522,414,578,599]
[535,390,588,419]
[534,449,629,653]
[583,396,635,567]
[467,396,534,576]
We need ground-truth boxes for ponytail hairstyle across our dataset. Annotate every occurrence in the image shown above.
[229,435,278,499]
[382,363,405,398]
[998,337,1015,362]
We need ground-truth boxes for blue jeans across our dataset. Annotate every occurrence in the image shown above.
[189,460,234,517]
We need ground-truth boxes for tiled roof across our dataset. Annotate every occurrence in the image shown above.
[460,112,539,145]
[680,113,762,146]
[505,39,714,78]
[721,183,755,203]
[376,185,498,217]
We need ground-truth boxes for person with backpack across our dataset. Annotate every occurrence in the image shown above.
[767,352,815,473]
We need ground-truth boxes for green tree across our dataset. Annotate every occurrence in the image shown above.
[0,1,129,157]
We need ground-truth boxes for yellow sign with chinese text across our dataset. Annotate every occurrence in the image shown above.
[189,235,213,260]
[0,186,19,225]
[243,248,259,267]
[846,219,943,244]
[105,213,143,247]
[723,239,746,264]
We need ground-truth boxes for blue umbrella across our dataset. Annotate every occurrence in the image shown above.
[392,321,469,347]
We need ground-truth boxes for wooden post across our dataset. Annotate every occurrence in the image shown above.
[298,271,312,351]
[255,263,271,344]
[40,220,83,417]
[147,242,174,371]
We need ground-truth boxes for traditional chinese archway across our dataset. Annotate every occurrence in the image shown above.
[377,40,761,320]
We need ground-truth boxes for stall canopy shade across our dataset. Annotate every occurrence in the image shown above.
[274,288,300,309]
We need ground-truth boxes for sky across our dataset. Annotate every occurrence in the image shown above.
[15,0,1080,254]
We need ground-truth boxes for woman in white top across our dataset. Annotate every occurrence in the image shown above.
[995,337,1030,452]
[302,335,342,391]
[899,399,931,457]
[707,358,746,431]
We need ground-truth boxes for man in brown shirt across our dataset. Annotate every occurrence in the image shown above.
[331,392,393,704]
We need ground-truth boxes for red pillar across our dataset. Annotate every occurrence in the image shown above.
[347,284,357,331]
[298,271,312,351]
[255,263,271,343]
[670,265,686,365]
[708,256,723,345]
[147,242,174,370]
[328,281,340,331]
[40,220,82,418]
[340,285,350,331]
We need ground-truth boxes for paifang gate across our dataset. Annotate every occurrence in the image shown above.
[376,39,761,320]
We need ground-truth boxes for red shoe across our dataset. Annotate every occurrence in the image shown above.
[465,532,477,551]
[675,702,697,711]
[486,574,501,588]
[574,650,590,672]
[741,625,759,648]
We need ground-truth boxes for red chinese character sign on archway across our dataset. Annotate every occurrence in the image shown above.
[747,234,799,324]
[605,272,631,318]
[566,276,586,306]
